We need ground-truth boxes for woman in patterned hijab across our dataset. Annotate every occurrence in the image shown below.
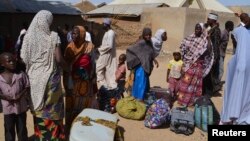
[177,23,214,106]
[21,10,68,140]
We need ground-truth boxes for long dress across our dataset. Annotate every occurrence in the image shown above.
[20,10,65,140]
[132,66,150,100]
[177,59,204,106]
[177,31,214,106]
[64,26,97,128]
[126,39,154,100]
[34,64,65,140]
[221,26,250,124]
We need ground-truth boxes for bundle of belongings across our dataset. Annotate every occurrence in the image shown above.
[116,96,146,120]
[70,108,118,141]
[143,87,173,128]
[194,95,220,132]
[144,99,171,128]
[98,86,121,113]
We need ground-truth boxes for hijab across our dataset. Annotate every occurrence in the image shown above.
[21,10,59,110]
[64,26,93,65]
[180,23,214,77]
[126,28,154,74]
[142,28,152,39]
[151,29,166,57]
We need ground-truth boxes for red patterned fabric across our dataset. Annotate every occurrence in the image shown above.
[177,60,203,106]
[34,117,65,140]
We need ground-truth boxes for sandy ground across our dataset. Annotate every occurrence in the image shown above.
[0,49,231,141]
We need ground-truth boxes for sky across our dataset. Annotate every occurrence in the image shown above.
[218,0,250,6]
[41,0,250,6]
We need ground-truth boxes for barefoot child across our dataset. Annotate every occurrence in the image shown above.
[166,52,183,96]
[0,52,30,141]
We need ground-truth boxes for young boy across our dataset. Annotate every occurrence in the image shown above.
[115,54,126,98]
[0,52,30,141]
[166,52,183,96]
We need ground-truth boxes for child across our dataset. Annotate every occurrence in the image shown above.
[0,52,30,141]
[166,52,183,96]
[115,54,126,98]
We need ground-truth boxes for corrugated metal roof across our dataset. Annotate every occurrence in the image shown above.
[74,0,96,13]
[109,0,185,7]
[87,3,169,17]
[109,0,234,13]
[0,0,82,15]
[201,0,233,13]
[110,0,144,5]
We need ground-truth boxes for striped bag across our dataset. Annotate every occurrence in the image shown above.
[194,96,220,132]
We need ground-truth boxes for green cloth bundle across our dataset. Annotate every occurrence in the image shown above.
[116,96,146,120]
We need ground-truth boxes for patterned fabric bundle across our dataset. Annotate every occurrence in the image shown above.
[144,99,170,128]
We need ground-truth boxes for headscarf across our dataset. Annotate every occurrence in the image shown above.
[199,23,204,30]
[21,10,59,110]
[208,13,218,20]
[74,26,86,46]
[126,28,154,75]
[180,23,214,77]
[64,26,93,64]
[15,29,27,55]
[142,27,152,40]
[72,26,91,76]
[151,29,166,57]
[16,29,27,45]
[103,18,111,25]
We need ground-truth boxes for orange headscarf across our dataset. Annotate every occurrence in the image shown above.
[64,26,92,64]
[76,26,86,45]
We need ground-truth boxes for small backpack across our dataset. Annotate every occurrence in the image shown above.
[144,99,171,129]
[170,107,195,135]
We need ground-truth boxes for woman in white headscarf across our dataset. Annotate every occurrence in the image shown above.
[152,29,167,57]
[151,29,167,68]
[21,10,68,140]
